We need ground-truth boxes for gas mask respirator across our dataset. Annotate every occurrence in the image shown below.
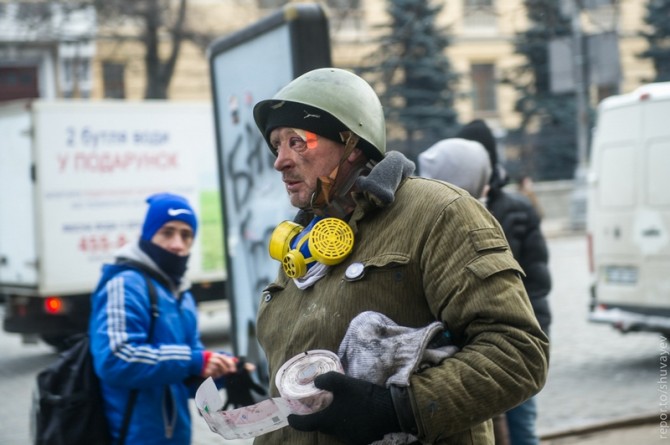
[269,217,354,278]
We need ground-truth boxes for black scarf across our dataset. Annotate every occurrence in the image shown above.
[139,239,189,288]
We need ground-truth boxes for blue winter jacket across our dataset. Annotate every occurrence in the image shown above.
[89,241,207,445]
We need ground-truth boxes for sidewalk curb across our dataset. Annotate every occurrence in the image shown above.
[539,412,658,440]
[540,218,584,239]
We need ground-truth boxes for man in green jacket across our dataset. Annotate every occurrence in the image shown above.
[252,67,549,445]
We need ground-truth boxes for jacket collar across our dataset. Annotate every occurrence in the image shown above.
[355,151,415,208]
[294,150,415,226]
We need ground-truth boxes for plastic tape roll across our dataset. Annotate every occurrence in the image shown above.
[275,349,343,415]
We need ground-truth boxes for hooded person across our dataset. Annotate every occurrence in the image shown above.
[417,138,492,199]
[454,120,551,332]
[250,67,548,445]
[455,119,502,186]
[88,193,246,445]
[456,120,553,445]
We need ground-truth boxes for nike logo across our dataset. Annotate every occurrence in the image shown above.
[167,208,192,216]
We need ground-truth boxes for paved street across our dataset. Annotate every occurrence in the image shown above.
[0,234,663,444]
[536,235,659,435]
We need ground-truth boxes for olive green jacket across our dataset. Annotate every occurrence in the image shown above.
[255,153,549,445]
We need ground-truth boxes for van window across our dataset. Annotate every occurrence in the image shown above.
[599,143,635,208]
[647,139,670,207]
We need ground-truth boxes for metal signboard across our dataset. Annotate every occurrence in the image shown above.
[208,3,331,379]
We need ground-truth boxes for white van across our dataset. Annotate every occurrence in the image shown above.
[586,82,670,334]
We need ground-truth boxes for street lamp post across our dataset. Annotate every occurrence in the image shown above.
[567,0,589,231]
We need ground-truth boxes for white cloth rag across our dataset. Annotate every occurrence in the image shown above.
[293,262,329,290]
[338,311,459,445]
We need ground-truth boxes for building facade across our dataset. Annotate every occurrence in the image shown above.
[0,0,657,137]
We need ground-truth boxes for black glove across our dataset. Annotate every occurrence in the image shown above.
[223,357,267,409]
[288,371,400,445]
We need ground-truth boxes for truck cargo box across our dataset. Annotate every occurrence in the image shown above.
[0,99,226,346]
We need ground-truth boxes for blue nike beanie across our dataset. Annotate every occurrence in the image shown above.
[141,193,198,241]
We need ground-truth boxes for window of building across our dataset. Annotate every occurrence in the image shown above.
[326,0,361,8]
[256,0,289,9]
[103,62,125,99]
[326,0,363,35]
[583,0,615,8]
[0,66,39,102]
[471,63,497,113]
[16,3,50,21]
[61,59,76,98]
[596,84,618,103]
[78,59,91,98]
[465,0,493,7]
[463,0,496,28]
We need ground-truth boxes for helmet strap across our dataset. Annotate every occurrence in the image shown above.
[310,131,367,218]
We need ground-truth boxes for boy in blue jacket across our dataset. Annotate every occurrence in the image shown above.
[90,193,240,444]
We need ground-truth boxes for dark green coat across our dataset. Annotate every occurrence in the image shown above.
[255,157,548,445]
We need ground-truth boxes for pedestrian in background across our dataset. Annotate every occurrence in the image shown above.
[451,120,552,445]
[517,175,544,220]
[417,137,491,199]
[89,193,247,444]
[418,137,511,445]
[251,67,548,445]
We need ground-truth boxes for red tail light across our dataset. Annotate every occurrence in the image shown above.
[44,297,65,315]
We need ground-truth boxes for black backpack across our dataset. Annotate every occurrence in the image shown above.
[32,272,159,445]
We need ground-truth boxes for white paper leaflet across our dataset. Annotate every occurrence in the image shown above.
[195,349,343,440]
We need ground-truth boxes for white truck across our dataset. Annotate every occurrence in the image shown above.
[0,99,226,348]
[586,82,670,335]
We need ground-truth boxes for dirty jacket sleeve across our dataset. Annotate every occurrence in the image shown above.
[408,181,549,441]
[488,190,552,335]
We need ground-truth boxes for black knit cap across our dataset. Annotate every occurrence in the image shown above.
[263,101,349,147]
[455,119,498,168]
